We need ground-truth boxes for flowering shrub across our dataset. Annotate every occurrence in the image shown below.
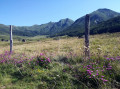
[36,53,51,68]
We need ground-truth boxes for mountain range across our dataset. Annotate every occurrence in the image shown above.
[0,8,120,37]
[0,18,74,37]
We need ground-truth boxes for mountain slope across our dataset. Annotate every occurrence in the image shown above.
[90,16,120,34]
[56,8,120,37]
[50,18,74,35]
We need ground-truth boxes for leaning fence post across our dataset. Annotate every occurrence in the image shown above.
[85,14,90,60]
[10,25,13,53]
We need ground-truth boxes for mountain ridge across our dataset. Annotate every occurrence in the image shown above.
[55,8,120,37]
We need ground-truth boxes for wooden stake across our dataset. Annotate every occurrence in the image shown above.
[10,25,13,53]
[85,14,90,59]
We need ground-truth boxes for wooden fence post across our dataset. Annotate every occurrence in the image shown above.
[10,25,13,53]
[85,14,90,59]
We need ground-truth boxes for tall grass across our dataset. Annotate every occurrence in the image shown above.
[1,32,120,56]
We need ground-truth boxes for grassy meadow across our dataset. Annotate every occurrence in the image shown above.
[0,32,120,89]
[0,33,120,56]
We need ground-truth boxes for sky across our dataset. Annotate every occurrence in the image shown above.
[0,0,120,26]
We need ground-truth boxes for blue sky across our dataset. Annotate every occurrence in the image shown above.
[0,0,120,26]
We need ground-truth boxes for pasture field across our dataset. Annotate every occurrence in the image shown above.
[0,33,120,89]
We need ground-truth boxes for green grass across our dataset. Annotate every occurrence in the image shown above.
[0,32,120,89]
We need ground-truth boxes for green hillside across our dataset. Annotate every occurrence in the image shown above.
[0,24,10,35]
[90,16,120,34]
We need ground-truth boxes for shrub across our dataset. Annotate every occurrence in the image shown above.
[36,53,51,68]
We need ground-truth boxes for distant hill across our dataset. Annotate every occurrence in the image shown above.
[0,24,10,35]
[0,18,74,37]
[90,16,120,34]
[55,8,120,37]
